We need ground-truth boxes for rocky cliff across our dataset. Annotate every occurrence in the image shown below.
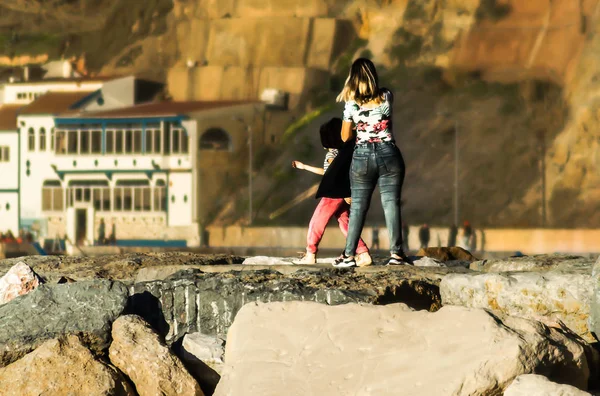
[2,0,600,227]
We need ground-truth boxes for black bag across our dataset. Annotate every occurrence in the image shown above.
[315,139,355,199]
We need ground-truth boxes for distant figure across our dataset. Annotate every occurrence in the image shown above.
[481,230,486,253]
[462,220,473,249]
[371,228,380,250]
[448,224,458,247]
[98,218,106,246]
[108,223,116,246]
[25,232,33,243]
[418,224,430,249]
[402,222,409,252]
[469,229,477,252]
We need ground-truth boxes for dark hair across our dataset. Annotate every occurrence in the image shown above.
[319,117,343,149]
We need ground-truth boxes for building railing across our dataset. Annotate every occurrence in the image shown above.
[42,186,167,213]
[53,122,189,156]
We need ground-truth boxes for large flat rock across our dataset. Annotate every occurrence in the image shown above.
[129,265,467,343]
[0,253,244,283]
[441,257,595,342]
[214,302,591,396]
[0,280,128,367]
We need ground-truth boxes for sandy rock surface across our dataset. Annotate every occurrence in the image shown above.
[215,302,591,396]
[0,335,134,396]
[109,315,203,396]
[505,374,592,396]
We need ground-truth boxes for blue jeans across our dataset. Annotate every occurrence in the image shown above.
[345,142,405,256]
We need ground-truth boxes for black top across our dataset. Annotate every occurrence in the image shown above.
[315,139,355,199]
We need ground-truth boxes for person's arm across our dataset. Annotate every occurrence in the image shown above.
[341,121,354,142]
[292,161,325,175]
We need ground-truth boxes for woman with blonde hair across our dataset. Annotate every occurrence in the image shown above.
[333,58,410,267]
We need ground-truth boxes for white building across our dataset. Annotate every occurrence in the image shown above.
[0,75,263,247]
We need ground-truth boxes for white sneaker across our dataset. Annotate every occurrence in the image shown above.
[293,251,316,265]
[356,251,373,267]
[333,255,356,268]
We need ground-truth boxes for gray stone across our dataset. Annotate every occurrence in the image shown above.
[0,253,245,283]
[180,333,225,396]
[0,280,128,367]
[505,374,591,396]
[129,266,463,343]
[441,268,595,342]
[413,257,445,267]
[470,254,594,272]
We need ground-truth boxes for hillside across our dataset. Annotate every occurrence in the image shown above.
[1,0,599,228]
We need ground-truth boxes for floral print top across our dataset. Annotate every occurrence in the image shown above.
[342,88,394,144]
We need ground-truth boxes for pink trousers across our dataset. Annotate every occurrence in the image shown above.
[307,198,368,254]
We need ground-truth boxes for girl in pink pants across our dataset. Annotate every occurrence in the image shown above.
[291,118,371,266]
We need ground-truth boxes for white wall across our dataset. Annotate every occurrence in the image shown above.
[168,171,193,227]
[18,115,55,220]
[0,131,19,190]
[2,81,103,105]
[0,193,18,233]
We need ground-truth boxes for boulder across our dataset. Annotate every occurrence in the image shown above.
[129,266,462,342]
[416,247,477,261]
[109,315,203,396]
[505,374,591,396]
[0,335,134,396]
[214,302,591,396]
[0,262,42,305]
[470,254,593,272]
[0,280,128,367]
[180,333,225,396]
[413,256,445,267]
[440,268,595,342]
[182,333,225,373]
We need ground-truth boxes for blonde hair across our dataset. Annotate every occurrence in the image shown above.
[336,58,384,105]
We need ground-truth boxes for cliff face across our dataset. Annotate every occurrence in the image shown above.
[2,0,600,227]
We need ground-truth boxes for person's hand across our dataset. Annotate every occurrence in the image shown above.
[292,161,304,170]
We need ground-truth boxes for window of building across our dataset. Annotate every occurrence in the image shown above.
[39,127,46,151]
[0,146,9,162]
[115,130,124,153]
[154,179,167,211]
[66,180,109,208]
[27,128,35,151]
[55,130,66,154]
[42,180,64,212]
[80,130,90,154]
[200,128,231,151]
[50,128,55,150]
[91,130,102,154]
[67,130,78,154]
[133,129,142,153]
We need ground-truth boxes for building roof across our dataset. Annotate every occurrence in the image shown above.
[0,105,22,131]
[6,76,117,85]
[19,91,96,116]
[62,100,261,119]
